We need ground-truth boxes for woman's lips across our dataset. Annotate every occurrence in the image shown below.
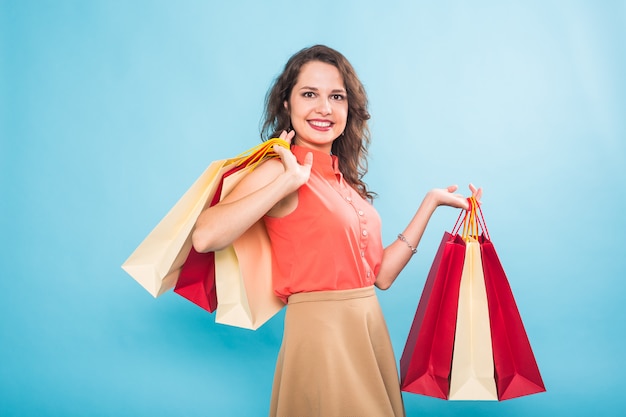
[308,120,333,131]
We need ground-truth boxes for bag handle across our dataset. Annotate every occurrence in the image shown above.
[208,138,291,209]
[451,196,489,242]
[475,199,490,241]
[451,208,466,236]
[462,197,478,241]
[451,198,475,239]
[233,138,290,170]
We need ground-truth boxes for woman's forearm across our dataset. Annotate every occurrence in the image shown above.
[375,192,438,289]
[191,175,289,253]
[375,184,476,289]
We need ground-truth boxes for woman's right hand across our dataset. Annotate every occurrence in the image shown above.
[192,131,313,253]
[273,130,313,192]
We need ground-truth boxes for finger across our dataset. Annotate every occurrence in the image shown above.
[447,184,459,193]
[468,183,483,202]
[273,143,289,159]
[287,130,296,143]
[475,187,483,202]
[303,151,313,167]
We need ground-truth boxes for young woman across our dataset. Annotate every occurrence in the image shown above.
[192,45,481,417]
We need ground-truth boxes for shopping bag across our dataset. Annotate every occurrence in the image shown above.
[477,206,546,400]
[122,139,288,301]
[448,236,498,400]
[174,248,218,312]
[214,221,282,329]
[213,167,284,330]
[399,230,467,398]
[121,160,232,297]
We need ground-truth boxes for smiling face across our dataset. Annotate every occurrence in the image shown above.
[285,61,348,153]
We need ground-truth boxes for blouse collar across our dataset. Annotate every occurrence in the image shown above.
[291,145,341,181]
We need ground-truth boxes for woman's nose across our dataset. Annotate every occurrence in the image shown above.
[316,98,332,115]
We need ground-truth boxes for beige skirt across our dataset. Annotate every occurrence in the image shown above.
[269,286,405,417]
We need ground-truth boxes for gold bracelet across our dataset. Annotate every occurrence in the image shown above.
[397,233,417,255]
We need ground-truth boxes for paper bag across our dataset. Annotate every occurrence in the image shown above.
[213,167,284,329]
[448,238,498,401]
[399,232,466,399]
[480,235,546,400]
[122,160,232,297]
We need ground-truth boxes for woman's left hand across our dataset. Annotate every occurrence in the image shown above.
[428,183,482,210]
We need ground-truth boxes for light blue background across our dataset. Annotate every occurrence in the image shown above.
[2,1,625,416]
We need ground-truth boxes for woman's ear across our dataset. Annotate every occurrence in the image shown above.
[283,100,289,111]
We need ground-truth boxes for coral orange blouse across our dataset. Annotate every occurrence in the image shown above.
[264,145,384,304]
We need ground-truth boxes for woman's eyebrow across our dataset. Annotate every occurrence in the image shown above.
[298,86,347,93]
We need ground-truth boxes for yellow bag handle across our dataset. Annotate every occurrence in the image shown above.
[232,138,290,171]
[461,196,479,242]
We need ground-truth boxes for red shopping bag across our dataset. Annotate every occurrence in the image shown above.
[399,230,467,399]
[478,205,546,399]
[174,249,219,312]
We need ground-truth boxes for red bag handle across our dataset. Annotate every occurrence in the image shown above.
[474,198,490,241]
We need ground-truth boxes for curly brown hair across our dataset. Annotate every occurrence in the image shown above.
[261,45,375,201]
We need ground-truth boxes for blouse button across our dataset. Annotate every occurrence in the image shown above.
[358,210,364,216]
[346,196,352,202]
[360,251,365,257]
[362,229,368,237]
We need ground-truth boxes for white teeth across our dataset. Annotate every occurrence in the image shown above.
[310,121,331,127]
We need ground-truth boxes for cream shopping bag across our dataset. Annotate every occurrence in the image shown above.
[214,167,284,330]
[122,160,235,297]
[448,198,498,401]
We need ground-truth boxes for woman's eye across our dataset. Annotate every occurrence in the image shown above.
[331,94,345,101]
[303,91,315,98]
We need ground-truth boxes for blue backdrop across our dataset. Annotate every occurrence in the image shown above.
[2,1,625,416]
